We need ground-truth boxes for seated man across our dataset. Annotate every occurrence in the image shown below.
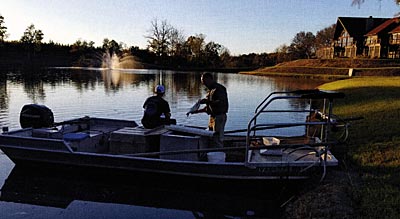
[141,85,171,129]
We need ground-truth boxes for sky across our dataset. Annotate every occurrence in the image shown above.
[1,0,399,55]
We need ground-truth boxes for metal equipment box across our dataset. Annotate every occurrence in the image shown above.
[109,127,159,154]
[160,132,209,161]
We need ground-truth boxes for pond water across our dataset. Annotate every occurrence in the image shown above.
[0,68,328,218]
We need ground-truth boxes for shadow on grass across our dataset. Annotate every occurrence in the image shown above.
[334,87,400,143]
[328,86,400,218]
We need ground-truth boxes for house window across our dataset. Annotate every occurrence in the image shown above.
[347,37,353,46]
[367,36,377,45]
[339,31,354,47]
[392,33,400,44]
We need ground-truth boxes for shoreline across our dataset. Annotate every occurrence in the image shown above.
[240,59,400,78]
[240,70,350,80]
[284,76,400,218]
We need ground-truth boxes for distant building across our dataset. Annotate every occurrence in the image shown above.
[365,18,400,58]
[317,16,390,59]
[386,21,400,58]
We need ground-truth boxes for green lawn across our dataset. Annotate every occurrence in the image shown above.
[319,77,400,218]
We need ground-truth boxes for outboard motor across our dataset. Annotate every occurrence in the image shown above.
[20,104,54,128]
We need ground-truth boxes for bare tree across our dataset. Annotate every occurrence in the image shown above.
[146,18,173,57]
[168,27,185,56]
[352,0,400,7]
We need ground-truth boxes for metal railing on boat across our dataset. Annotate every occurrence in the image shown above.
[244,89,346,179]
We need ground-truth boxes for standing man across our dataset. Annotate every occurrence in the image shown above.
[141,85,171,129]
[191,73,228,148]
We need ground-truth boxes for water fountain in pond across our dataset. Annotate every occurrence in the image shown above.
[101,52,144,69]
[102,52,120,69]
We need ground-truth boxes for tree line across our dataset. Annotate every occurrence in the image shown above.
[0,14,335,70]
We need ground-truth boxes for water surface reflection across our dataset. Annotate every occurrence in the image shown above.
[0,68,328,131]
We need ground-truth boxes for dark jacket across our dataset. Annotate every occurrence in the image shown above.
[141,96,170,129]
[206,82,228,116]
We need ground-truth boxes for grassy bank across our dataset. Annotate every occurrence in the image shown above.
[241,70,350,80]
[318,77,400,218]
[242,59,400,78]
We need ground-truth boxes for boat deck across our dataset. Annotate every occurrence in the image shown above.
[248,148,337,167]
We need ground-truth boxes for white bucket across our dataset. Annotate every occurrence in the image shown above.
[207,152,226,163]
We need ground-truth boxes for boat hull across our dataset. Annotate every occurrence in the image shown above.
[0,145,320,181]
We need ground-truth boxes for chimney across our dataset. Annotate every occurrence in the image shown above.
[366,16,374,31]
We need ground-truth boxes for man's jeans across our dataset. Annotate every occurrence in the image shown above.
[208,114,227,148]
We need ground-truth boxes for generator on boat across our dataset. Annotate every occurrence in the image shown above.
[20,104,54,128]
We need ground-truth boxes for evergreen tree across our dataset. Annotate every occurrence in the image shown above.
[0,14,8,42]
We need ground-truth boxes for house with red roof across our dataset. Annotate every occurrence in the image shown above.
[365,18,400,58]
[317,16,390,59]
[387,25,400,58]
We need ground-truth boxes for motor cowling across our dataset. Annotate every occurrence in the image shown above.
[20,104,54,128]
